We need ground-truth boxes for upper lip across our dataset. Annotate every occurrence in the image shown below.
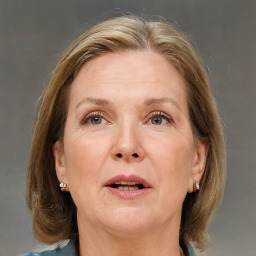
[104,174,152,188]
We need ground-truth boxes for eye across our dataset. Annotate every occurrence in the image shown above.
[90,116,104,125]
[151,116,164,125]
[81,112,108,125]
[148,111,172,125]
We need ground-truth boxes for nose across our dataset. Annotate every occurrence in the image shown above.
[111,123,145,162]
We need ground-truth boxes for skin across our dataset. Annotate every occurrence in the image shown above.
[53,50,208,256]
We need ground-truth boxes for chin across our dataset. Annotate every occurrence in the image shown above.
[102,207,155,236]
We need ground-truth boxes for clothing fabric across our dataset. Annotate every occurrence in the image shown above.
[188,246,197,256]
[19,240,197,256]
[18,240,75,256]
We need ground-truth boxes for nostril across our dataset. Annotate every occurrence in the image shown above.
[117,153,123,158]
[132,153,139,158]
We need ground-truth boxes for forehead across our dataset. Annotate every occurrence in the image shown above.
[70,50,187,108]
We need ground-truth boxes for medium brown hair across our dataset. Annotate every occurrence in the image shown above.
[27,14,226,252]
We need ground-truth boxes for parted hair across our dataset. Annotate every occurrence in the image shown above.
[27,14,226,252]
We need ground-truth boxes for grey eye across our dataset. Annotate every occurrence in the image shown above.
[90,116,102,125]
[151,116,163,125]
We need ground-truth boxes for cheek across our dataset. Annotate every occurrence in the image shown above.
[64,136,106,186]
[153,135,194,167]
[63,137,107,212]
[151,137,195,188]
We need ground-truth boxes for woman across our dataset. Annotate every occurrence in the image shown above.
[21,14,225,256]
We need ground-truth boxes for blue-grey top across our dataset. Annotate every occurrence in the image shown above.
[19,240,197,256]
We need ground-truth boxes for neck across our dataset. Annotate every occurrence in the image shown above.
[77,216,182,256]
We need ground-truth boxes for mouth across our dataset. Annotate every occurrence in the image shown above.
[104,174,152,198]
[105,174,151,189]
[108,181,145,190]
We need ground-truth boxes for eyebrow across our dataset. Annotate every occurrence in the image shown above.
[75,97,181,110]
[76,97,110,110]
[144,97,181,110]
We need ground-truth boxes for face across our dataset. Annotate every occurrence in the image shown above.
[53,50,207,237]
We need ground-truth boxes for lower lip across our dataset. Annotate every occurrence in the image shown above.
[105,187,152,199]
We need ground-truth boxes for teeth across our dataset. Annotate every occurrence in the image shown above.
[114,181,139,185]
[117,186,139,190]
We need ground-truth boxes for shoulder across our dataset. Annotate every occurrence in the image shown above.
[18,240,75,256]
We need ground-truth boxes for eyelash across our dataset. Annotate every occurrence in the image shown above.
[80,111,173,125]
[147,111,173,125]
[81,111,107,125]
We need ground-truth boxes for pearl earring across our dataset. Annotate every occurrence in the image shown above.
[59,182,67,191]
[193,181,200,192]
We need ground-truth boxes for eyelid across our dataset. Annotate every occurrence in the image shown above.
[80,111,108,125]
[146,111,173,123]
[80,110,173,125]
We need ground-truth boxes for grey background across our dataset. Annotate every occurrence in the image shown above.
[0,1,255,255]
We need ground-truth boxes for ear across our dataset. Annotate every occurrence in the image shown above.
[188,139,208,193]
[52,141,68,190]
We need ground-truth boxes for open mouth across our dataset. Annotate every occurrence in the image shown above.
[104,174,152,192]
[108,181,145,190]
[104,175,152,198]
